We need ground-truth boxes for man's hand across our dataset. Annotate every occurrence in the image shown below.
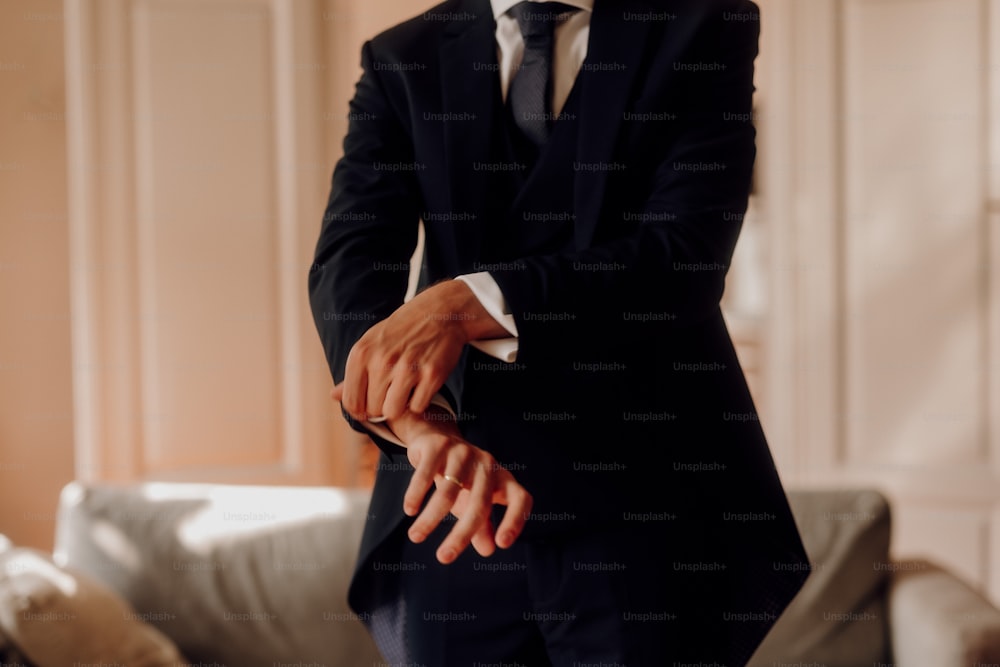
[331,280,508,422]
[386,406,533,564]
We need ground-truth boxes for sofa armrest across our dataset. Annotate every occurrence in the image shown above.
[889,559,1000,667]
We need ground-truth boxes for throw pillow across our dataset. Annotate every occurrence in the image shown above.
[0,546,189,667]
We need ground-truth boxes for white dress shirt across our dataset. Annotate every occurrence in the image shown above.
[455,0,593,364]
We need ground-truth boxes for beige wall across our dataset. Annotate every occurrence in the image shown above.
[0,0,75,549]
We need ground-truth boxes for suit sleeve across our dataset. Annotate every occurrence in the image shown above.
[308,41,458,455]
[487,9,760,366]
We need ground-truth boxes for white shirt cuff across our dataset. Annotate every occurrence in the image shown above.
[455,273,519,362]
[469,339,519,363]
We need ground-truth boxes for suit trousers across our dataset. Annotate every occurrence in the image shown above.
[386,514,736,667]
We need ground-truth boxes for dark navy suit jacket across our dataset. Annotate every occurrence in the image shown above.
[309,0,810,661]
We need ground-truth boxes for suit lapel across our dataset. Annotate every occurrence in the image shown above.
[439,3,498,264]
[573,0,653,250]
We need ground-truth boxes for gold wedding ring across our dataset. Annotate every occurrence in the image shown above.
[442,474,465,490]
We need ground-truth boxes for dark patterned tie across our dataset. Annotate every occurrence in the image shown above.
[507,1,578,147]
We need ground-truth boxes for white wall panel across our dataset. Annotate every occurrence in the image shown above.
[842,0,986,466]
[65,0,345,483]
[755,0,1000,602]
[132,0,281,469]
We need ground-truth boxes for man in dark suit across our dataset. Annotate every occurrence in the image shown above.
[309,0,810,664]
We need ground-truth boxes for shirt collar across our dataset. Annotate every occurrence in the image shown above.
[490,0,594,21]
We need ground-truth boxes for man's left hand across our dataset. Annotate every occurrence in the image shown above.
[332,280,507,422]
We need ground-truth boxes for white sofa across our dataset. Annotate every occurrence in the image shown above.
[1,483,997,666]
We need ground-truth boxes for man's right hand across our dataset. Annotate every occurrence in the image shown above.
[386,406,533,565]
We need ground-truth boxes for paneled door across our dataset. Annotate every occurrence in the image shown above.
[64,0,364,485]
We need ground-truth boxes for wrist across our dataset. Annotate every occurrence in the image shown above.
[386,404,458,443]
[440,279,508,342]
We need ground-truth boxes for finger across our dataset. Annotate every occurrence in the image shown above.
[494,476,533,549]
[470,519,497,559]
[435,462,493,564]
[407,481,462,545]
[408,366,446,415]
[382,362,419,421]
[407,448,472,545]
[402,441,443,517]
[330,384,343,402]
[365,368,392,422]
[341,348,369,420]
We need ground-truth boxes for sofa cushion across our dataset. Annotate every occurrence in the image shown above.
[54,482,383,667]
[0,544,188,667]
[748,488,892,667]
